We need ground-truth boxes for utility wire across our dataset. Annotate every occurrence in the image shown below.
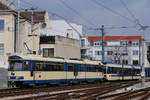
[90,0,135,23]
[59,0,97,27]
[119,0,150,31]
[21,0,83,37]
[119,0,141,26]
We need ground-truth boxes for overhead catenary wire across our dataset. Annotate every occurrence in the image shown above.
[59,0,97,27]
[90,0,135,24]
[119,0,141,26]
[21,0,93,36]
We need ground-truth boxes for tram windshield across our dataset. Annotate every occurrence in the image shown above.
[8,61,23,71]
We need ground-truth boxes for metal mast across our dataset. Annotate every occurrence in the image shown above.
[141,27,146,87]
[17,0,20,53]
[101,25,105,63]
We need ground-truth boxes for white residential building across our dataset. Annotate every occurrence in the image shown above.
[40,20,83,40]
[81,36,149,66]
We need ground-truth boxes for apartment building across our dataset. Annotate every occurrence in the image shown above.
[0,1,50,68]
[81,36,144,65]
[0,1,82,68]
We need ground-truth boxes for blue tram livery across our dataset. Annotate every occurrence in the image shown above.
[8,55,141,87]
[8,55,103,87]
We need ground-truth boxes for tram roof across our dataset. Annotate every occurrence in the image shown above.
[106,63,141,69]
[65,59,84,64]
[9,55,103,65]
[8,55,65,63]
[84,60,101,65]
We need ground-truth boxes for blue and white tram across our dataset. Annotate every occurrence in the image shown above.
[8,55,104,87]
[104,63,141,81]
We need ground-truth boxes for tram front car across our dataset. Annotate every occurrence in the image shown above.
[8,56,32,87]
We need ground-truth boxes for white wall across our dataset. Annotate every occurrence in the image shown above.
[42,20,83,40]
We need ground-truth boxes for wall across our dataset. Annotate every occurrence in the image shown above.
[40,36,81,59]
[0,13,15,68]
[45,20,82,40]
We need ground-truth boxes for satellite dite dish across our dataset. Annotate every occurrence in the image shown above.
[41,23,47,28]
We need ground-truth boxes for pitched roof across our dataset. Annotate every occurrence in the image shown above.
[0,2,45,23]
[0,2,10,10]
[20,11,46,23]
[88,36,142,41]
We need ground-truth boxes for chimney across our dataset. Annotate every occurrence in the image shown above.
[9,2,15,10]
[1,0,8,6]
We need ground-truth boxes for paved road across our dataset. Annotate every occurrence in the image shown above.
[0,69,7,89]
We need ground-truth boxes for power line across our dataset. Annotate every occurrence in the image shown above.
[21,0,84,37]
[88,25,137,30]
[59,0,97,27]
[21,0,92,30]
[119,0,141,26]
[90,0,135,23]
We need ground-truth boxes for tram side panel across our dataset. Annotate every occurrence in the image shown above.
[34,62,66,84]
[76,64,86,81]
[66,63,86,82]
[85,64,104,82]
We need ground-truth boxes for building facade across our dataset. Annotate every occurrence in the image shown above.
[41,20,83,40]
[39,19,83,59]
[40,35,81,59]
[0,2,50,68]
[81,36,143,65]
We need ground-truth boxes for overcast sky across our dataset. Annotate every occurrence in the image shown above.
[10,0,150,40]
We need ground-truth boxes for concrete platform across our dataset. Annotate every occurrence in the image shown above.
[0,69,7,89]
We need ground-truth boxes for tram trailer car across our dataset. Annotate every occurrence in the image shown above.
[104,63,141,81]
[8,55,104,87]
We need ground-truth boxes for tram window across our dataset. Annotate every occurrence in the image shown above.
[9,61,23,71]
[56,63,64,71]
[107,67,111,74]
[24,62,28,71]
[36,62,44,71]
[68,63,73,71]
[87,65,97,72]
[87,65,91,72]
[96,65,102,72]
[79,64,84,72]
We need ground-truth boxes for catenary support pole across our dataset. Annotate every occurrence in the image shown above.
[101,25,105,63]
[17,0,20,53]
[141,29,145,87]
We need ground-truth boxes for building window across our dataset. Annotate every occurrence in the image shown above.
[121,40,129,46]
[95,50,102,56]
[133,60,139,65]
[107,51,113,55]
[133,50,139,55]
[132,40,139,46]
[94,40,102,46]
[122,60,128,64]
[0,44,4,56]
[81,39,85,47]
[43,48,54,57]
[0,20,4,33]
[81,49,86,55]
[88,50,93,54]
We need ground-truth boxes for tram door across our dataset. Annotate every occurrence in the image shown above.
[74,64,78,79]
[29,62,35,83]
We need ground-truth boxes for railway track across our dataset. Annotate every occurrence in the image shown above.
[0,80,140,100]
